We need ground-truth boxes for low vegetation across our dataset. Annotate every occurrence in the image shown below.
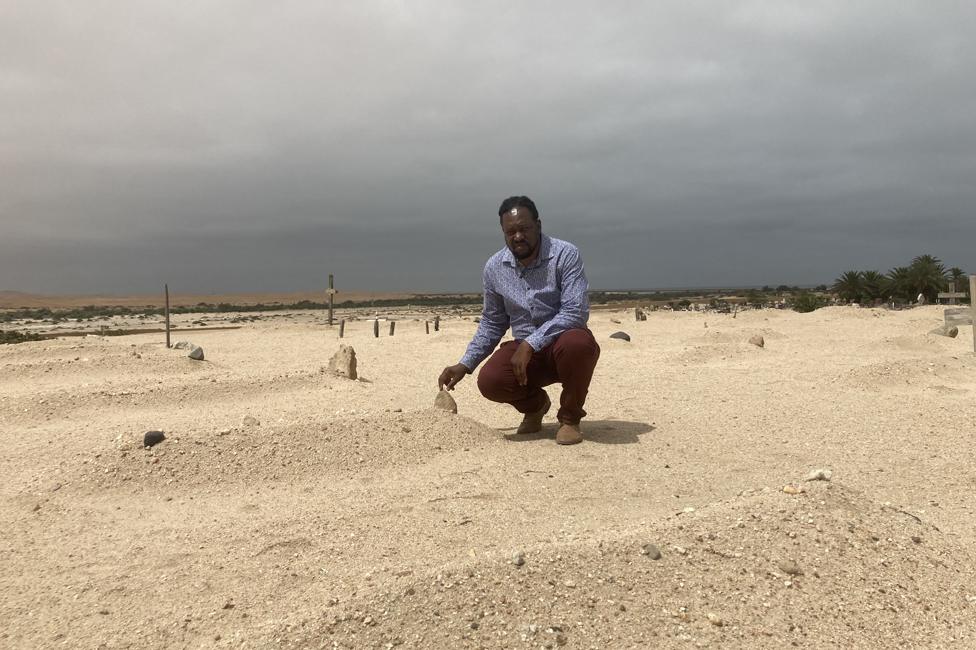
[0,329,44,345]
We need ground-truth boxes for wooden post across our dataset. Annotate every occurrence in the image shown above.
[373,319,379,338]
[327,274,336,326]
[425,320,430,334]
[970,275,976,354]
[434,316,440,332]
[164,284,171,348]
[389,320,395,336]
[339,319,345,338]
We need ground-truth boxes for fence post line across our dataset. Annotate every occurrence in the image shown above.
[425,320,430,335]
[389,321,395,336]
[339,319,345,338]
[373,319,379,338]
[434,316,440,332]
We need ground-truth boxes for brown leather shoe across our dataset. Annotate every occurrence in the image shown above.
[556,422,583,445]
[516,394,551,434]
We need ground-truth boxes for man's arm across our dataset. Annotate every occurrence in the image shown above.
[524,245,589,352]
[439,265,510,390]
[459,267,510,371]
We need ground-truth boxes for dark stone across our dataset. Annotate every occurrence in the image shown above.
[188,346,204,361]
[143,430,166,447]
[609,331,631,342]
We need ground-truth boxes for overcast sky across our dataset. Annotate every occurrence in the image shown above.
[2,1,974,295]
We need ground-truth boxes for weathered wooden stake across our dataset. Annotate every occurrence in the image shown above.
[425,320,430,334]
[389,321,395,336]
[970,275,976,354]
[164,284,171,348]
[373,319,379,338]
[339,319,345,338]
[327,274,335,326]
[434,316,440,332]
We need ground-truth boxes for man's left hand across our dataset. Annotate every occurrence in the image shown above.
[511,341,534,386]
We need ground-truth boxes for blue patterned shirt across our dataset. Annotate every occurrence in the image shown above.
[459,234,590,371]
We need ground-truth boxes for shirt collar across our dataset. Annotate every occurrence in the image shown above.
[502,233,553,269]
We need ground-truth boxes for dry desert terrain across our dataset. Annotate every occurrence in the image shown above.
[2,305,976,648]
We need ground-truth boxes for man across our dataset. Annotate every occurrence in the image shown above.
[437,196,600,445]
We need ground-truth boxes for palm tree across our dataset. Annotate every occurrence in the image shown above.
[908,254,948,302]
[885,266,913,303]
[860,270,886,303]
[833,270,863,303]
[948,267,966,289]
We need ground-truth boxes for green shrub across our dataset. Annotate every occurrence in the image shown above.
[791,292,828,313]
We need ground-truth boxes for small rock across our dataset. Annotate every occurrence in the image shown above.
[911,535,922,544]
[610,318,621,324]
[434,390,458,413]
[782,484,805,495]
[512,551,526,567]
[707,613,724,626]
[172,341,193,350]
[143,430,166,447]
[327,344,358,380]
[748,334,764,348]
[187,346,204,361]
[32,503,41,512]
[242,416,260,427]
[777,559,803,576]
[469,621,480,630]
[804,468,832,481]
[640,543,662,560]
[609,331,631,342]
[217,428,232,436]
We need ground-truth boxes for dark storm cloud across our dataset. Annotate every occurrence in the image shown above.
[2,1,975,293]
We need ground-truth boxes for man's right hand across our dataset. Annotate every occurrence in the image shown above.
[438,363,470,391]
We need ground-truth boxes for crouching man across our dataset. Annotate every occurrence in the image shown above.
[437,195,600,445]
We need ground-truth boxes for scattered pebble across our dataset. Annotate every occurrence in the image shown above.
[748,334,765,348]
[777,559,803,576]
[640,543,662,560]
[242,416,260,427]
[512,551,526,567]
[609,331,631,342]
[143,430,166,448]
[804,468,833,482]
[707,612,724,626]
[188,346,205,361]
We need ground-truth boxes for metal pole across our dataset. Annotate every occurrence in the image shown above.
[164,284,171,348]
[328,274,335,326]
[434,316,440,332]
[339,319,345,338]
[389,321,395,336]
[373,319,379,338]
[425,320,430,334]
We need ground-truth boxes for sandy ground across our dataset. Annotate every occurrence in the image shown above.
[2,305,976,648]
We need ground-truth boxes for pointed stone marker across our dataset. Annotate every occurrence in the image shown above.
[434,390,458,413]
[328,345,357,380]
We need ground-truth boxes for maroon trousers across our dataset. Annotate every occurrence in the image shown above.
[476,328,600,425]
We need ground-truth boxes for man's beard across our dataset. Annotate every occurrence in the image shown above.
[510,242,535,260]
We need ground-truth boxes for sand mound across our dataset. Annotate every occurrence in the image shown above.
[281,483,976,648]
[47,411,498,493]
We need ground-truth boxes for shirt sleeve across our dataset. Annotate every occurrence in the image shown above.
[524,245,589,352]
[459,263,511,371]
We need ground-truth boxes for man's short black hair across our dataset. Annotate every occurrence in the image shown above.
[498,196,539,222]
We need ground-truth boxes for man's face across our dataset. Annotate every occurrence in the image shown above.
[501,207,542,262]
